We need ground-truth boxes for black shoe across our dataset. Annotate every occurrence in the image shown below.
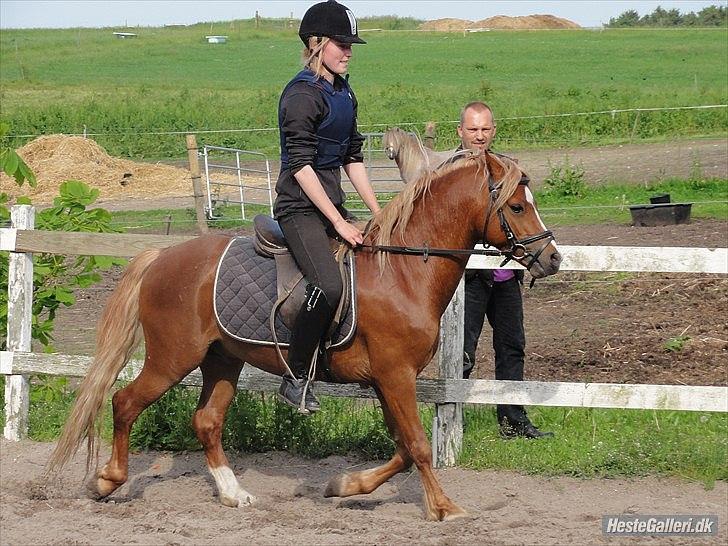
[500,421,554,440]
[462,352,474,379]
[278,376,320,414]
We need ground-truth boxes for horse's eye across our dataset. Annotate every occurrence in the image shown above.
[510,204,524,213]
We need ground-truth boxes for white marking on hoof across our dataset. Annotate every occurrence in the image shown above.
[209,465,256,507]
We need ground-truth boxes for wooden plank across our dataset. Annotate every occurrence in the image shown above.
[433,278,464,468]
[4,351,725,412]
[4,230,728,273]
[4,206,33,441]
[13,230,195,257]
[0,352,378,399]
[467,244,728,274]
[559,245,728,274]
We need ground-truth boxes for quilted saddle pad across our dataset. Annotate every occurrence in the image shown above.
[213,237,356,348]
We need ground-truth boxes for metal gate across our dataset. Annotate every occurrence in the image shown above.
[202,145,274,220]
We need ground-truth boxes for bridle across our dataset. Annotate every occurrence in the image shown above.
[485,176,555,270]
[359,172,555,274]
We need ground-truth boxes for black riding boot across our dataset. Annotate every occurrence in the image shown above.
[278,284,334,414]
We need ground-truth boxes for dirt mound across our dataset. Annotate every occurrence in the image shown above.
[419,18,473,31]
[420,15,579,31]
[476,14,580,29]
[2,135,193,204]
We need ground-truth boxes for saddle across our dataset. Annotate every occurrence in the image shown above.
[212,215,356,353]
[252,214,353,340]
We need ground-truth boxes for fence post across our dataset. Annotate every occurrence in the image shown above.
[186,134,209,234]
[4,205,34,441]
[432,276,464,467]
[424,122,437,150]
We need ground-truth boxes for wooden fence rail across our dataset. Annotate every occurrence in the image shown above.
[2,205,728,467]
[3,351,726,412]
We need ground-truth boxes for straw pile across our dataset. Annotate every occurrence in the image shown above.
[420,14,579,31]
[475,15,580,29]
[1,135,193,204]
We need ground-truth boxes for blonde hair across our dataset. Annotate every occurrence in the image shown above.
[302,36,330,77]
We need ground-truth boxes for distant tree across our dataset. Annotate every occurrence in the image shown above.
[606,4,726,27]
[608,9,640,27]
[697,5,727,26]
[682,12,699,26]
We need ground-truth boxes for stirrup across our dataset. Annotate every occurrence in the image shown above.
[277,376,319,415]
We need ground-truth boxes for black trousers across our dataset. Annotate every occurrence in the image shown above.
[463,273,529,426]
[278,211,343,308]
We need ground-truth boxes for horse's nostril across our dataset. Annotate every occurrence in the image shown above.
[551,252,562,265]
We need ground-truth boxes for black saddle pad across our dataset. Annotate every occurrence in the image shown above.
[213,237,356,348]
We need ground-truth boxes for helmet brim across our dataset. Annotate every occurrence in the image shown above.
[331,34,367,44]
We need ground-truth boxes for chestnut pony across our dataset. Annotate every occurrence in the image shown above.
[48,151,561,521]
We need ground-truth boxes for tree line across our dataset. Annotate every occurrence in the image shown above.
[607,5,727,27]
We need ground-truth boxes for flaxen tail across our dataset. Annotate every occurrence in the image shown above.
[46,248,161,474]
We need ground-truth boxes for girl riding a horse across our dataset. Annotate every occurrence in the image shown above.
[275,0,380,413]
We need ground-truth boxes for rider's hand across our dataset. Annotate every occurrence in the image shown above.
[334,218,364,247]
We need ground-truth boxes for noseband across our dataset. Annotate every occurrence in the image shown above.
[485,177,555,271]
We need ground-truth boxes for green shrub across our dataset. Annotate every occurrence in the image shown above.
[543,160,588,199]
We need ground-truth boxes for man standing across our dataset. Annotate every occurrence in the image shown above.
[458,101,553,439]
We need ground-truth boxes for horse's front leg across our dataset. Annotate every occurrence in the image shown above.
[324,388,412,497]
[375,373,467,521]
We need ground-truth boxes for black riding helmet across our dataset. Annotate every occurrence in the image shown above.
[299,0,366,45]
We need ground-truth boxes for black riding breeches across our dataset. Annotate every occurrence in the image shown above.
[278,211,343,307]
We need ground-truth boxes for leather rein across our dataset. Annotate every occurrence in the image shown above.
[359,178,554,273]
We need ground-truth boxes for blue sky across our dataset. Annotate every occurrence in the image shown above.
[1,1,725,29]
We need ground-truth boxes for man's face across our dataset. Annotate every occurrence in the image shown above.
[457,107,496,152]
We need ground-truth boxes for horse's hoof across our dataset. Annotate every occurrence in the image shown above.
[86,476,117,500]
[442,506,469,521]
[323,474,348,498]
[220,490,257,508]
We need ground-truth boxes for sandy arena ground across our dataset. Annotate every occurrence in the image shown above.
[1,439,726,545]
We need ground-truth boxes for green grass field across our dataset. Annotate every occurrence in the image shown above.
[1,22,726,157]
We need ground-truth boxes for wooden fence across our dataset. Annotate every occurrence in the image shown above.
[2,205,727,466]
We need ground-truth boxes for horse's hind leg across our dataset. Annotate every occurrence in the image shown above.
[192,351,255,508]
[89,344,206,499]
[324,390,413,497]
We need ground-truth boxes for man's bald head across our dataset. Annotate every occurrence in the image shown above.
[458,102,497,152]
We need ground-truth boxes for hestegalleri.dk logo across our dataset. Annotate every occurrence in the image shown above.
[602,515,718,536]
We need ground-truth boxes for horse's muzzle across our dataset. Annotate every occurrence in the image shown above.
[528,247,562,278]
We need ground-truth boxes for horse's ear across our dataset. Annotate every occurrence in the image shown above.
[484,150,504,178]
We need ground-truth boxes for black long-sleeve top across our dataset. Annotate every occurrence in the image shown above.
[274,76,365,219]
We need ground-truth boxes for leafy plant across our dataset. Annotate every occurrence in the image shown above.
[542,160,588,199]
[664,335,690,352]
[0,121,36,189]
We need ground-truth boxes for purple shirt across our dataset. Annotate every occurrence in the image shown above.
[492,269,515,283]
